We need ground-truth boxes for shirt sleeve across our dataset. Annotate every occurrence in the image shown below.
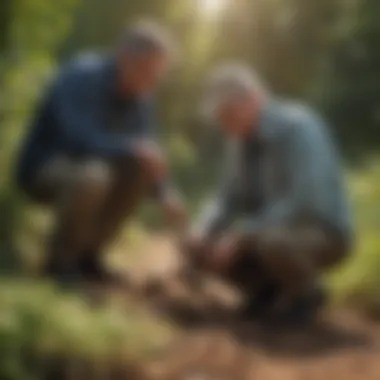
[196,139,241,236]
[138,98,174,201]
[236,112,330,236]
[53,69,137,158]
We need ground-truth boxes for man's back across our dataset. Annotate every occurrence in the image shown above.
[201,99,353,244]
[272,101,353,241]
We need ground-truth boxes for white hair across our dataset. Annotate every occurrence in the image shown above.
[202,62,266,119]
[119,19,178,63]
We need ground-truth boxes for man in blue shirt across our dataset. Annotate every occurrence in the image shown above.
[185,64,353,326]
[16,21,186,285]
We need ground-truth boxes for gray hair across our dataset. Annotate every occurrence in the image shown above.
[202,63,266,119]
[119,20,177,62]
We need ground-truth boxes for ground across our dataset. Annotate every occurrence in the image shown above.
[113,234,380,380]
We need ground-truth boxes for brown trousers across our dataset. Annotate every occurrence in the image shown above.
[32,157,150,267]
[194,225,348,298]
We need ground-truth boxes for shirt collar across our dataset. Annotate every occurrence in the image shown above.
[251,97,281,144]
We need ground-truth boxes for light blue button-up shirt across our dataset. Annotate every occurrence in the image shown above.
[199,99,353,244]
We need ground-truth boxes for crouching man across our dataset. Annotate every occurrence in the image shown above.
[186,64,353,327]
[15,21,186,285]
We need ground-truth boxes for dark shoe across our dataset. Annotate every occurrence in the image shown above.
[79,250,129,287]
[44,257,83,288]
[267,287,327,329]
[240,282,280,321]
[79,251,104,280]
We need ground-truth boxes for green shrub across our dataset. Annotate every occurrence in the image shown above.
[0,280,172,380]
[331,160,380,317]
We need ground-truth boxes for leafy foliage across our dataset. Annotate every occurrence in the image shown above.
[0,0,78,267]
[331,160,380,316]
[0,280,171,380]
[321,0,380,156]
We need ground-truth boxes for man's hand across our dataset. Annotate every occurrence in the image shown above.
[135,141,167,183]
[183,229,207,254]
[182,231,241,273]
[161,191,188,231]
[207,233,241,273]
[181,228,209,268]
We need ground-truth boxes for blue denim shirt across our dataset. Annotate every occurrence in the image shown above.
[200,99,353,244]
[16,54,162,194]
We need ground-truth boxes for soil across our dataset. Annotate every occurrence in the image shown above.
[119,235,380,380]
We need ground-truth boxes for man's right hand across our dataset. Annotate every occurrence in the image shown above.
[135,141,167,183]
[183,229,207,251]
[208,233,240,273]
[181,229,210,267]
[182,230,241,274]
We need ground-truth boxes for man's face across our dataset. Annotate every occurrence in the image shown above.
[119,51,169,95]
[215,94,259,138]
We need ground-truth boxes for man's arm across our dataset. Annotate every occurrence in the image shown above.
[137,98,189,228]
[196,139,241,237]
[54,69,138,158]
[236,111,333,236]
[137,98,171,199]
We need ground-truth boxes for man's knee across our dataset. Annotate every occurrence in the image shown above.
[254,227,313,283]
[256,228,293,263]
[115,160,152,200]
[319,239,350,269]
[72,160,113,193]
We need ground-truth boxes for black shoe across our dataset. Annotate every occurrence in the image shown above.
[240,282,280,321]
[267,288,327,329]
[79,251,104,280]
[79,251,129,287]
[44,257,83,288]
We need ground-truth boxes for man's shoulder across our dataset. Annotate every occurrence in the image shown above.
[276,100,326,138]
[64,53,106,75]
[275,101,338,157]
[278,100,319,124]
[56,53,108,89]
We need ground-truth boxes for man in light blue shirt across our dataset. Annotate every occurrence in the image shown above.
[186,64,353,326]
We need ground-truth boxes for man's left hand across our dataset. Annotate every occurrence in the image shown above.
[207,233,241,273]
[162,191,188,231]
